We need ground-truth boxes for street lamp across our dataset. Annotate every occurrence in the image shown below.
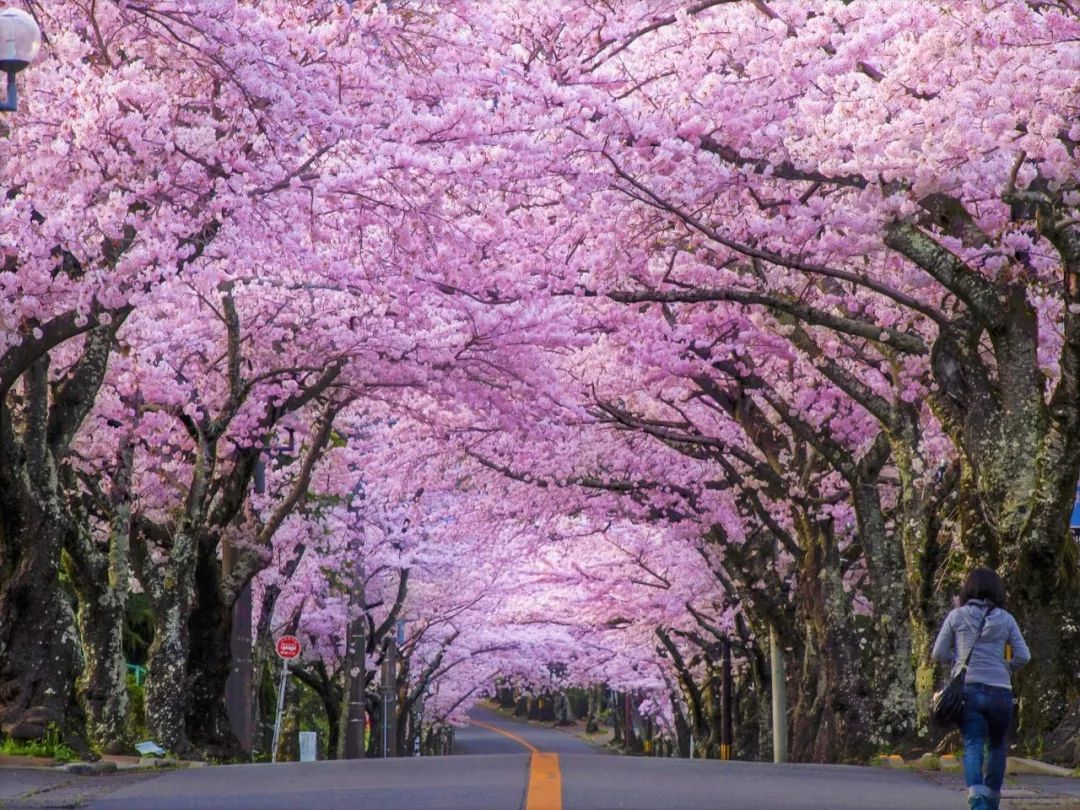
[0,8,41,112]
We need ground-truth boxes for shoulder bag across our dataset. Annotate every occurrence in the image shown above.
[931,606,992,727]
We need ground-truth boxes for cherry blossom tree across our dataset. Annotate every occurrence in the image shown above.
[448,0,1080,754]
[4,0,1079,767]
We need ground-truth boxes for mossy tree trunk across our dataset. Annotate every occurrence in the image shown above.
[65,435,135,753]
[0,323,123,747]
[787,516,875,762]
[886,192,1080,749]
[134,524,199,754]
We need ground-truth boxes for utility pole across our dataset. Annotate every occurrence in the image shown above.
[720,637,733,760]
[381,622,402,757]
[343,479,367,759]
[770,627,787,764]
[343,566,366,759]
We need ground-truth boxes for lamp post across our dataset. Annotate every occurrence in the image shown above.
[0,8,41,112]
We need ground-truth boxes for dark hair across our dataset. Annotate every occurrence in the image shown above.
[960,565,1006,608]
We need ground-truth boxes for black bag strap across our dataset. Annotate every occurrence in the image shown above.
[958,607,993,672]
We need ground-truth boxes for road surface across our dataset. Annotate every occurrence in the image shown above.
[3,706,1078,808]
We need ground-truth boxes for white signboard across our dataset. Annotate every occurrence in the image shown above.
[299,731,317,762]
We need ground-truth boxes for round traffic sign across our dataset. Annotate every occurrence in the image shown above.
[275,635,301,660]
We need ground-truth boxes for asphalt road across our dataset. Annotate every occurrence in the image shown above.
[455,704,606,755]
[0,769,72,803]
[3,708,1078,809]
[85,755,533,810]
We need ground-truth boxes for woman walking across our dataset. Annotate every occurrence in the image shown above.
[932,566,1030,810]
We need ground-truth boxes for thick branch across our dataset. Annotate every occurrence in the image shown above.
[47,317,129,458]
[784,322,897,426]
[371,568,411,649]
[884,221,1003,329]
[610,287,927,355]
[602,151,947,323]
[698,135,869,190]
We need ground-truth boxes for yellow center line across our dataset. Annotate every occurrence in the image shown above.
[469,720,563,810]
[470,720,540,754]
[524,752,561,810]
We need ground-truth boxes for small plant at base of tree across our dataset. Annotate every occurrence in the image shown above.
[0,724,79,763]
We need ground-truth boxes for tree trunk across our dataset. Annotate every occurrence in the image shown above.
[144,599,193,754]
[342,564,366,759]
[888,222,1080,749]
[66,531,130,754]
[888,414,954,726]
[668,691,690,756]
[71,584,129,754]
[64,439,135,754]
[1,326,123,747]
[324,682,341,761]
[849,468,917,743]
[788,519,874,762]
[135,531,198,754]
[0,516,83,744]
[185,543,240,757]
[553,691,573,726]
[943,325,1080,747]
[584,684,601,734]
[1009,523,1080,751]
[0,358,86,747]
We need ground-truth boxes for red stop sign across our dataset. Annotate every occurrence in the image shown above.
[275,635,301,660]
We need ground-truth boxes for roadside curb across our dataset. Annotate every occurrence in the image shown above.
[0,753,207,773]
[1007,757,1077,778]
[61,760,118,775]
[877,753,1078,779]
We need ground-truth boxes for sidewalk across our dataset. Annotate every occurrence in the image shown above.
[0,752,205,808]
[913,769,1080,808]
[0,752,201,773]
[881,753,1080,809]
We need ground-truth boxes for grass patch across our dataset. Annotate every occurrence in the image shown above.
[0,724,79,763]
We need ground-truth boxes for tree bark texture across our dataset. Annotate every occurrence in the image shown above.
[787,518,874,763]
[0,326,120,745]
[0,411,83,742]
[134,528,198,754]
[185,542,241,756]
[64,436,135,754]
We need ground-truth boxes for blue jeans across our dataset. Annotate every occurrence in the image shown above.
[961,683,1013,808]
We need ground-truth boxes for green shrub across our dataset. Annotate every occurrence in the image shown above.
[126,672,147,742]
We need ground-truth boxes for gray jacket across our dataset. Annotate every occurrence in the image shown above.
[931,599,1030,689]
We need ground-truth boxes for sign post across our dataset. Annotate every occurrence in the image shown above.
[271,635,301,763]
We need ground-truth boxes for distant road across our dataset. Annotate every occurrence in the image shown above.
[6,707,1056,809]
[454,704,606,755]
